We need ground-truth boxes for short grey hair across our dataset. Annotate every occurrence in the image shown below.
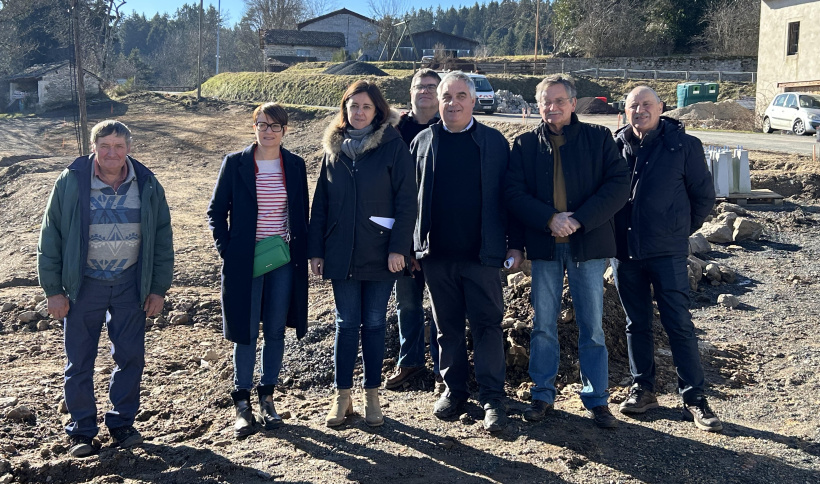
[437,71,476,100]
[90,120,132,146]
[536,75,577,103]
[627,85,662,104]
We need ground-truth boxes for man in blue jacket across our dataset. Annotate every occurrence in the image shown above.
[505,75,630,428]
[38,120,174,457]
[411,71,523,433]
[612,86,722,432]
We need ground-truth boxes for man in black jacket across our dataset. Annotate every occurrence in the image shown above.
[505,75,630,428]
[612,86,722,432]
[411,71,524,433]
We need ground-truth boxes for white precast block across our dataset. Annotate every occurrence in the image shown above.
[714,151,731,197]
[734,148,751,193]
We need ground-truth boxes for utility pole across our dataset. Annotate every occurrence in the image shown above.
[71,0,89,154]
[197,0,203,100]
[534,0,540,64]
[216,0,221,74]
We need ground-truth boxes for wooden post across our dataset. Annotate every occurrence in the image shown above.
[533,0,539,65]
[71,0,89,154]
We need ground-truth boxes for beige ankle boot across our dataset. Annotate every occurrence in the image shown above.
[364,388,384,427]
[325,389,353,427]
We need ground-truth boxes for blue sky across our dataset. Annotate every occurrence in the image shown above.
[123,1,474,25]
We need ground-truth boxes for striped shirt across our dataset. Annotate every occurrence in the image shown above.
[255,158,288,241]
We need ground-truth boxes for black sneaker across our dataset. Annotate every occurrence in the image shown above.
[682,397,723,432]
[109,425,144,448]
[523,399,553,422]
[433,395,466,420]
[619,384,659,415]
[68,434,98,458]
[482,401,508,433]
[585,405,619,429]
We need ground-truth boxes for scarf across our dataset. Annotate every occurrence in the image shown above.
[341,124,375,161]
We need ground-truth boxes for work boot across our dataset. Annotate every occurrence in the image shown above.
[364,388,384,427]
[682,396,723,432]
[523,399,553,422]
[619,383,659,415]
[231,389,256,439]
[482,400,508,433]
[384,366,424,389]
[67,434,98,458]
[325,388,353,427]
[257,384,283,430]
[432,394,466,420]
[108,425,143,448]
[585,405,619,429]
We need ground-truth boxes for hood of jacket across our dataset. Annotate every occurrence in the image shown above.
[615,116,686,151]
[322,108,401,157]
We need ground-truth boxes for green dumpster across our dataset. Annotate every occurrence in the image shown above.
[676,82,719,108]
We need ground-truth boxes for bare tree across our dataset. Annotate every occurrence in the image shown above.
[302,0,338,20]
[242,0,305,30]
[367,0,407,21]
[697,0,759,56]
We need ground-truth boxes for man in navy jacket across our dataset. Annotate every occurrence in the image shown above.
[612,86,722,432]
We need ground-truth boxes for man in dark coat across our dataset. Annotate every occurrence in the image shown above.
[385,68,442,390]
[505,75,630,428]
[612,85,722,432]
[411,71,524,433]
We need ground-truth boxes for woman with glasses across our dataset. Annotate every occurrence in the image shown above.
[207,102,309,438]
[308,80,417,427]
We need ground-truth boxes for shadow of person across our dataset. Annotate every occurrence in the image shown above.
[276,418,570,483]
[524,410,820,483]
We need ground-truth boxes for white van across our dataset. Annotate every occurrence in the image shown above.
[468,74,496,115]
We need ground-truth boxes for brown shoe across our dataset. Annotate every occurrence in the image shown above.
[384,366,424,389]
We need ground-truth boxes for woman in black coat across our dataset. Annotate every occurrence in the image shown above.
[307,81,416,428]
[207,102,309,438]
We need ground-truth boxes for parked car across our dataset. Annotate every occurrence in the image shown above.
[762,93,820,135]
[469,74,496,114]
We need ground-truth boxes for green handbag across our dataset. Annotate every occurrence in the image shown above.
[252,235,291,278]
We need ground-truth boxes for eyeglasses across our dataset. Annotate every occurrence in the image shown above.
[412,84,438,93]
[255,122,284,132]
[540,97,572,107]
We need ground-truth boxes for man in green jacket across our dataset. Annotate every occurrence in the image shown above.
[37,120,174,458]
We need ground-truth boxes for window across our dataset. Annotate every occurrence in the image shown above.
[773,94,786,107]
[787,22,799,55]
[785,94,797,108]
[295,49,310,57]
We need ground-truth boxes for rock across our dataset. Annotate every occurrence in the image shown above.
[0,473,12,484]
[0,397,18,409]
[37,308,49,318]
[697,222,734,244]
[603,266,614,285]
[0,302,15,312]
[199,360,211,369]
[212,439,231,447]
[704,263,722,282]
[59,399,68,414]
[687,266,699,291]
[687,255,707,273]
[715,211,738,225]
[512,321,528,331]
[169,312,190,325]
[37,320,50,331]
[33,294,45,303]
[280,410,292,419]
[17,311,38,323]
[459,413,474,424]
[501,318,516,329]
[202,349,221,362]
[0,459,8,474]
[558,307,574,324]
[506,272,525,286]
[733,217,764,241]
[5,405,33,421]
[688,233,712,254]
[718,265,737,284]
[505,338,529,368]
[716,202,748,215]
[516,382,534,401]
[717,294,740,308]
[726,244,743,251]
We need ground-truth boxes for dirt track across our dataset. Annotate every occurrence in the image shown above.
[0,93,819,483]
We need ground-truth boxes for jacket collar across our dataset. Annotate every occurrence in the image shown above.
[615,116,685,149]
[68,154,153,183]
[322,109,401,157]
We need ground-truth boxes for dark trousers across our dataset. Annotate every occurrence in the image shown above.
[421,257,505,403]
[64,274,146,438]
[612,256,705,403]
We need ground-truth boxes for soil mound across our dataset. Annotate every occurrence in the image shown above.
[665,99,754,130]
[576,97,619,114]
[323,61,388,77]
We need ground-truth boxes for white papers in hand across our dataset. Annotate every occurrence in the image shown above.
[370,216,395,229]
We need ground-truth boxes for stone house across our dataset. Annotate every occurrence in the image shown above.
[4,62,102,112]
[260,29,346,69]
[297,8,379,60]
[756,0,820,112]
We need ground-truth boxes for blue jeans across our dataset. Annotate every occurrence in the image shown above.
[395,270,439,374]
[611,256,705,404]
[530,245,609,409]
[64,274,145,438]
[233,261,293,391]
[332,279,394,389]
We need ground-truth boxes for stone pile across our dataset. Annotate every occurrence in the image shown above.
[494,90,537,114]
[696,202,764,244]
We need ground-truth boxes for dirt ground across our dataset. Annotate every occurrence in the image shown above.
[0,93,819,483]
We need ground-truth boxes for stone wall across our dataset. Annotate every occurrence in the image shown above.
[300,15,379,59]
[544,56,757,73]
[264,45,338,62]
[39,68,101,108]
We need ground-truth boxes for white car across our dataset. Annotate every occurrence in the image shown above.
[762,92,820,135]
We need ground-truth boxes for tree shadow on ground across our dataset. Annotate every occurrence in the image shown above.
[278,418,569,483]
